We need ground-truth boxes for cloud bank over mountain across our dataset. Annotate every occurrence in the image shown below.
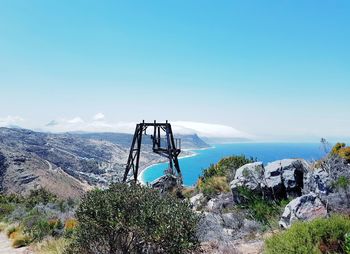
[0,114,251,140]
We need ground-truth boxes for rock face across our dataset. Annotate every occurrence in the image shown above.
[150,174,179,192]
[190,193,205,211]
[205,193,234,212]
[265,159,309,198]
[230,159,310,203]
[196,211,258,242]
[304,159,350,213]
[279,193,327,228]
[230,162,264,203]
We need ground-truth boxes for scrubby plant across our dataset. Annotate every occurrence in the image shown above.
[64,218,77,238]
[264,215,350,254]
[345,233,350,254]
[7,225,19,238]
[331,143,350,162]
[202,155,256,182]
[0,203,15,220]
[25,188,58,209]
[197,155,256,198]
[33,237,70,254]
[12,234,31,248]
[65,183,199,254]
[237,187,286,226]
[197,176,231,198]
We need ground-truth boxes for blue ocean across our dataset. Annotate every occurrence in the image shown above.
[141,143,325,186]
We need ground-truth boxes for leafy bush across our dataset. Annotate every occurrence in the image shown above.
[264,215,350,254]
[197,155,256,198]
[202,155,256,182]
[0,203,15,220]
[22,213,57,241]
[64,218,77,237]
[7,225,19,238]
[12,234,31,248]
[33,237,70,254]
[25,188,58,209]
[65,183,199,254]
[197,176,231,198]
[345,233,350,254]
[331,143,350,162]
[237,187,286,225]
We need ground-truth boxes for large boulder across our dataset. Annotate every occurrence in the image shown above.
[304,160,350,213]
[190,193,205,211]
[150,174,178,192]
[265,159,309,198]
[230,162,265,203]
[304,167,331,195]
[196,212,233,242]
[279,193,327,228]
[206,193,234,212]
[196,211,259,243]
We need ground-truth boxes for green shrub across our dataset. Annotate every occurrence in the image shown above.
[65,183,199,254]
[345,233,350,254]
[237,187,285,225]
[197,176,231,198]
[0,203,15,220]
[25,188,58,209]
[12,234,31,248]
[331,143,350,162]
[202,155,256,182]
[23,214,54,241]
[197,155,256,198]
[264,215,350,254]
[33,237,70,254]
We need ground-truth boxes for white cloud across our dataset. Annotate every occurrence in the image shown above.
[43,115,251,139]
[0,116,24,127]
[67,117,84,124]
[93,113,105,121]
[172,121,252,139]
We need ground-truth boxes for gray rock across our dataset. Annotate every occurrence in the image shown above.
[230,162,265,203]
[190,193,205,210]
[150,174,178,192]
[221,213,242,229]
[304,168,330,195]
[265,159,309,198]
[196,212,231,242]
[197,211,250,242]
[279,193,327,228]
[205,193,234,212]
[303,157,350,213]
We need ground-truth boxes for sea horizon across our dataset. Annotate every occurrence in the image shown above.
[140,142,326,186]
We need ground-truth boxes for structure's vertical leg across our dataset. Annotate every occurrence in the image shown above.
[123,124,140,182]
[168,124,182,177]
[165,123,174,174]
[153,120,157,150]
[133,123,144,181]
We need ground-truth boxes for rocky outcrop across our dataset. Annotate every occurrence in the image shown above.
[150,174,179,192]
[279,193,327,228]
[206,193,234,212]
[304,159,350,213]
[230,162,264,203]
[230,159,310,203]
[196,211,259,242]
[265,159,309,198]
[190,193,205,211]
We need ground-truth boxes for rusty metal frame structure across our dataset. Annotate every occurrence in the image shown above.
[123,120,182,183]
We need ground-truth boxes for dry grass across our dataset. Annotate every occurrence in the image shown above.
[32,237,70,254]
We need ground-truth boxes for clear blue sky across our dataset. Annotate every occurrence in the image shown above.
[0,1,349,141]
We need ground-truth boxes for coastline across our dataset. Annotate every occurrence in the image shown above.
[138,146,214,185]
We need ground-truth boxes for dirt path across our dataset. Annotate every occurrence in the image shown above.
[0,233,29,254]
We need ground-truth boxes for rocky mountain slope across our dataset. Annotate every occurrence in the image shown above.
[0,128,209,198]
